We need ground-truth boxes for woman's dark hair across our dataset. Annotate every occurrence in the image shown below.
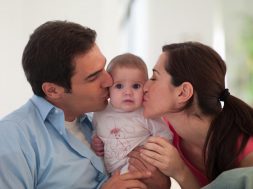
[162,42,253,181]
[22,20,96,97]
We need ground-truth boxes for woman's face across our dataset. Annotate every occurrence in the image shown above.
[143,52,178,118]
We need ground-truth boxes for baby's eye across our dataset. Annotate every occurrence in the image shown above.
[115,83,124,89]
[132,83,141,89]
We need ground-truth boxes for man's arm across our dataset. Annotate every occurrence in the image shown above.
[101,170,151,189]
[0,121,34,188]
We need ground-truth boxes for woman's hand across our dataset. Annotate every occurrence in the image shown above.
[140,136,200,189]
[91,135,104,156]
[140,136,182,178]
[101,170,151,189]
[128,147,171,189]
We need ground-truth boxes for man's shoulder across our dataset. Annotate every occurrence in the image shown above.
[0,99,39,129]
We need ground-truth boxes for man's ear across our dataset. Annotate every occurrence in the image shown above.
[42,82,65,99]
[177,82,193,103]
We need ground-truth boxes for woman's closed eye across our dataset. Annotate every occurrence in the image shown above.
[150,76,156,81]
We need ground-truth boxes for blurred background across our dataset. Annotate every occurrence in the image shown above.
[0,0,252,188]
[1,0,253,118]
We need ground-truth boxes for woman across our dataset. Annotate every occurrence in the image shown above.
[141,42,253,188]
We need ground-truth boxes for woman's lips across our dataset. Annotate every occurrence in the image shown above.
[143,96,148,102]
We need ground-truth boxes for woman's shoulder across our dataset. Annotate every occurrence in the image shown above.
[238,137,253,166]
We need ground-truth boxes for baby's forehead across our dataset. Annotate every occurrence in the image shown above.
[112,65,142,71]
[112,66,147,75]
[113,77,147,85]
[114,66,146,74]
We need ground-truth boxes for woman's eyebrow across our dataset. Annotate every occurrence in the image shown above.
[152,69,160,74]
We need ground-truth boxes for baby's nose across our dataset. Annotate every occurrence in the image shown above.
[123,87,133,95]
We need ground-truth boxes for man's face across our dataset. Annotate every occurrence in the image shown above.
[60,44,113,120]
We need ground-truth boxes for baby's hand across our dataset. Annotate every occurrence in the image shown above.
[91,135,104,156]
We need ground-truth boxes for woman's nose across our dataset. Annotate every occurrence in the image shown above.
[143,81,149,93]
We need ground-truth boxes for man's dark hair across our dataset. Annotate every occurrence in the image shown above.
[22,20,96,97]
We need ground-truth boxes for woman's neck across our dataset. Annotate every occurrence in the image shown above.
[165,111,211,149]
[165,111,213,172]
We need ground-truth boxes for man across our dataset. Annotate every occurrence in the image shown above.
[0,21,169,189]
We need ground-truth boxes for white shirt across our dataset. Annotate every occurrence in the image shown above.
[65,118,91,148]
[92,103,173,173]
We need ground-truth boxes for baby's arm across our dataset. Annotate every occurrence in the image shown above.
[91,135,104,156]
[147,117,173,142]
[91,113,104,156]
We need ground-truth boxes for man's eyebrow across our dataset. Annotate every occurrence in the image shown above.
[85,69,103,80]
[152,69,160,74]
[85,57,107,80]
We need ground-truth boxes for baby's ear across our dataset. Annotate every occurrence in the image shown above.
[42,82,65,99]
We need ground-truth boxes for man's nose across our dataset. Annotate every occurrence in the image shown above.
[102,71,113,88]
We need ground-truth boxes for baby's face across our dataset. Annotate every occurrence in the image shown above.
[109,67,147,112]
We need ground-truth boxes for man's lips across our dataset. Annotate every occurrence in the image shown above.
[102,92,109,99]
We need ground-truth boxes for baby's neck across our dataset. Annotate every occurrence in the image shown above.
[109,102,142,113]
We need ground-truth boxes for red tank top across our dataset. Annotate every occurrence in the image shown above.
[164,118,253,187]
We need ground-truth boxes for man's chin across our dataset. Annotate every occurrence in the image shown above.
[94,101,108,112]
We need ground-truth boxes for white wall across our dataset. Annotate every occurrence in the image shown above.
[0,0,218,118]
[127,0,216,76]
[0,0,124,117]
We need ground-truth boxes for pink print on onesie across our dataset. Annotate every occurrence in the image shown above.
[105,119,133,161]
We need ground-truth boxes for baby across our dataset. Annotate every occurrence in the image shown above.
[92,53,173,174]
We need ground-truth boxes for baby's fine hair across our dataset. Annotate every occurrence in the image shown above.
[107,53,148,80]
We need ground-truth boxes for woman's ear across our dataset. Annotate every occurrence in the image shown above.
[42,82,65,99]
[177,82,193,103]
